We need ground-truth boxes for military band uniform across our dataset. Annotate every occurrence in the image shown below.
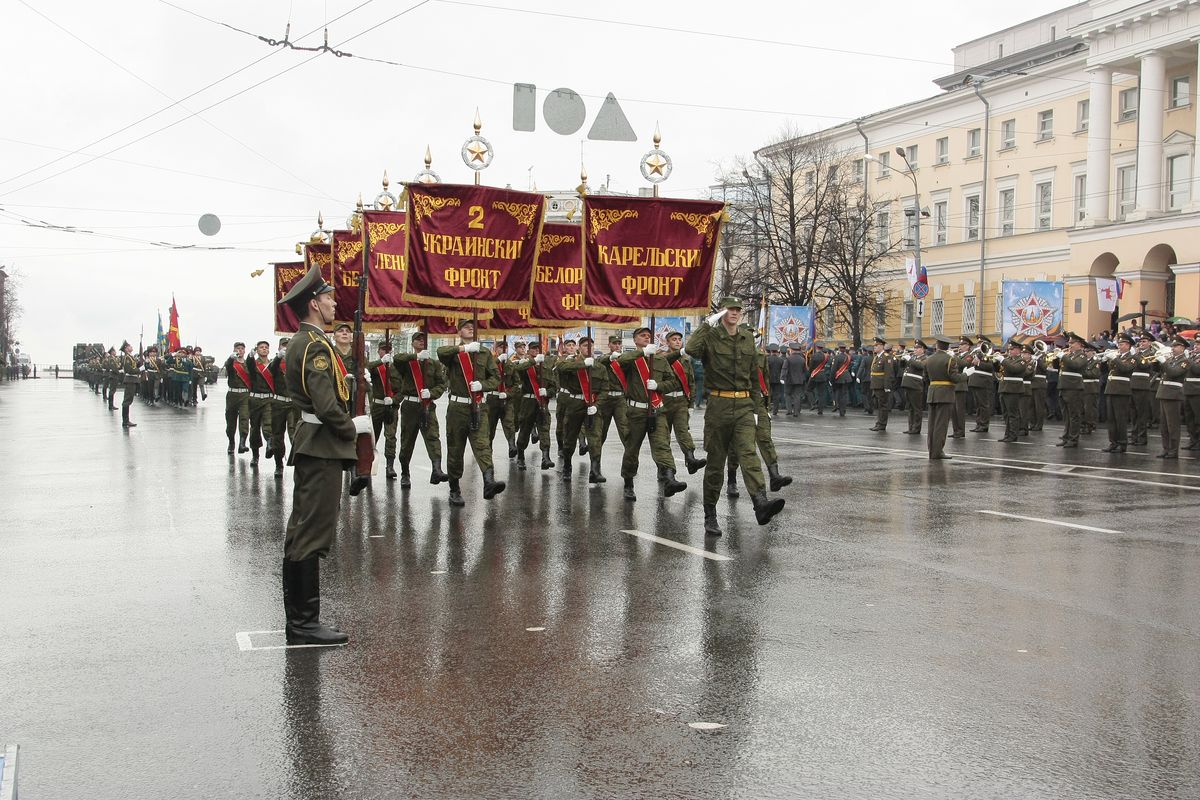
[1030,355,1048,431]
[967,351,995,431]
[1056,346,1089,447]
[1157,348,1189,458]
[998,350,1028,442]
[141,355,161,405]
[951,349,970,437]
[247,354,274,463]
[1103,344,1136,452]
[1082,356,1101,434]
[869,347,894,431]
[1130,345,1156,445]
[1185,347,1200,449]
[900,351,926,434]
[924,342,959,459]
[392,351,448,486]
[616,348,682,488]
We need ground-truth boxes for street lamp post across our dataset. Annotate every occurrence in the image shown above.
[866,148,928,339]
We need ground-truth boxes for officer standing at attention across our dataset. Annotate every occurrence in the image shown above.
[436,319,505,507]
[682,298,786,537]
[924,336,959,459]
[1102,333,1136,453]
[119,340,140,428]
[277,265,372,646]
[867,337,893,432]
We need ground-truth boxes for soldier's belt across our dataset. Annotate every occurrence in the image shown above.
[1133,372,1151,377]
[559,391,585,400]
[1163,380,1183,387]
[1002,377,1024,382]
[870,371,884,376]
[250,392,274,398]
[1084,379,1100,383]
[274,397,291,403]
[401,395,421,402]
[300,412,322,425]
[930,381,953,386]
[372,398,392,405]
[605,390,625,397]
[448,394,473,404]
[710,390,750,399]
[1188,378,1200,382]
[1109,376,1130,381]
[664,390,684,397]
[1059,371,1082,378]
[628,400,650,409]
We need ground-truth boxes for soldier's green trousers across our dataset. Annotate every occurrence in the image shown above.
[248,396,273,450]
[225,390,250,440]
[486,396,515,448]
[399,400,441,467]
[621,403,676,479]
[284,454,343,561]
[703,395,765,505]
[1059,388,1083,444]
[1106,394,1130,446]
[558,396,592,459]
[727,400,778,468]
[662,395,696,451]
[370,401,398,459]
[273,399,297,458]
[595,393,629,449]
[445,400,492,479]
[516,396,551,453]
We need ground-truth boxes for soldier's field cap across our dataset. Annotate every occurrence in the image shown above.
[234,341,246,348]
[334,323,352,333]
[377,339,392,351]
[278,264,333,307]
[1118,333,1135,345]
[1171,335,1188,347]
[578,335,593,345]
[1068,331,1088,345]
[457,318,475,331]
[666,329,683,339]
[717,296,743,310]
[912,339,926,349]
[873,336,887,345]
[934,334,955,345]
[279,337,290,346]
[959,335,973,346]
[608,335,622,344]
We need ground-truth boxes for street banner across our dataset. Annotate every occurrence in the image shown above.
[905,256,929,299]
[529,223,640,326]
[167,296,182,352]
[766,305,814,348]
[581,194,724,316]
[1002,280,1064,341]
[403,183,545,310]
[273,261,307,334]
[646,316,689,348]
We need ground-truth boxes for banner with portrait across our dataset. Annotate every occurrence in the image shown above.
[529,222,639,327]
[767,305,814,348]
[581,195,724,315]
[1002,280,1064,342]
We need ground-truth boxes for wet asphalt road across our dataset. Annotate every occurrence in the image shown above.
[3,379,1200,799]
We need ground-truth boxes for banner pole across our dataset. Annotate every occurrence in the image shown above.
[349,197,373,497]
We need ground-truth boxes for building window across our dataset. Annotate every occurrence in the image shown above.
[874,302,886,338]
[961,296,977,335]
[901,301,914,338]
[930,298,945,335]
[1119,88,1138,121]
[967,128,981,157]
[1077,99,1090,131]
[999,188,1015,236]
[1050,25,1056,41]
[1117,165,1136,219]
[966,195,980,240]
[877,151,890,177]
[1171,76,1190,108]
[1168,154,1190,210]
[998,43,1004,58]
[853,158,864,182]
[1074,174,1087,222]
[1000,119,1016,149]
[934,201,947,245]
[905,144,918,168]
[935,137,949,164]
[1037,110,1053,140]
[822,306,835,339]
[1035,181,1053,230]
[875,209,891,249]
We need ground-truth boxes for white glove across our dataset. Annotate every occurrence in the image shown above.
[646,379,658,391]
[352,414,373,437]
[535,354,545,364]
[538,388,547,397]
[463,342,481,353]
[584,357,594,367]
[139,365,146,372]
[587,405,597,416]
[382,396,394,406]
[498,392,507,399]
[469,380,483,392]
[416,349,431,361]
[380,354,393,364]
[420,388,431,399]
[680,348,688,359]
[643,343,659,356]
[230,353,239,361]
[498,352,509,363]
[964,366,976,376]
[779,379,785,384]
[706,308,728,326]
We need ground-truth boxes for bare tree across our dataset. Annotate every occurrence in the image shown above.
[0,267,20,368]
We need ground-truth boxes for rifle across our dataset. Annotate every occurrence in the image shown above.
[348,213,375,497]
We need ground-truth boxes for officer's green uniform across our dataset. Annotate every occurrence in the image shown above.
[900,347,927,434]
[393,349,448,485]
[1056,341,1089,446]
[868,344,894,431]
[1030,353,1048,431]
[967,341,996,430]
[951,343,972,437]
[616,346,681,486]
[1103,341,1137,451]
[501,352,525,449]
[1156,343,1189,458]
[119,347,140,427]
[512,352,555,466]
[1130,343,1156,444]
[727,347,792,493]
[1185,345,1200,450]
[924,340,959,459]
[247,354,274,463]
[1000,346,1031,442]
[435,342,501,489]
[1082,352,1101,434]
[269,344,296,473]
[1018,350,1034,435]
[223,353,251,449]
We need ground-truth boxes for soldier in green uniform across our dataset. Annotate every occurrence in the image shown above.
[594,335,630,451]
[1082,346,1102,435]
[900,340,927,435]
[554,336,597,482]
[268,338,295,476]
[950,336,972,438]
[223,342,251,454]
[1030,345,1048,431]
[551,338,576,460]
[247,340,275,467]
[103,346,118,409]
[617,326,685,501]
[119,340,140,428]
[580,337,613,484]
[662,330,707,474]
[190,346,209,405]
[142,345,162,406]
[278,264,367,646]
[436,320,505,506]
[1156,335,1190,459]
[1055,333,1089,448]
[503,340,528,456]
[392,332,449,489]
[924,336,959,459]
[365,340,400,480]
[511,341,555,470]
[1186,338,1200,450]
[487,339,519,459]
[1017,343,1034,436]
[683,298,785,537]
[1102,333,1137,453]
[968,336,996,432]
[998,340,1029,443]
[867,337,893,432]
[1130,333,1156,445]
[727,337,793,495]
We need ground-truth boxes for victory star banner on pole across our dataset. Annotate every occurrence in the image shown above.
[529,222,640,327]
[273,261,307,334]
[402,183,546,310]
[767,305,814,348]
[581,195,724,316]
[1002,280,1064,341]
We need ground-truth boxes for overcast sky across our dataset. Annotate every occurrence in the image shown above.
[1,0,1061,361]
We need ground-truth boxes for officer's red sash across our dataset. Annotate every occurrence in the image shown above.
[458,351,482,403]
[376,365,393,398]
[834,357,851,379]
[634,356,663,409]
[579,366,594,404]
[231,360,252,388]
[526,366,546,406]
[809,353,829,376]
[608,360,628,392]
[408,361,429,407]
[669,360,691,399]
[497,361,506,392]
[256,360,275,392]
[757,367,768,396]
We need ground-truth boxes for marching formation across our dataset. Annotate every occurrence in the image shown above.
[77,342,214,426]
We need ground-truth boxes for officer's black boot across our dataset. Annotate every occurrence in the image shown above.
[283,558,348,646]
[751,490,785,526]
[448,479,465,507]
[623,476,636,502]
[726,465,740,498]
[483,468,506,499]
[657,464,667,483]
[540,449,555,470]
[251,446,259,466]
[767,462,793,491]
[274,452,285,476]
[385,457,397,481]
[516,452,527,471]
[703,504,722,537]
[429,459,448,484]
[400,463,412,489]
[662,468,686,497]
[683,448,707,474]
[588,454,606,484]
[227,434,235,454]
[121,406,136,428]
[238,434,249,454]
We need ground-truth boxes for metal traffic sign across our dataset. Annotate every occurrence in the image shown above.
[513,84,637,141]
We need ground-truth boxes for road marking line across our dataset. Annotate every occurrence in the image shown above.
[688,721,726,730]
[620,529,732,561]
[525,627,545,632]
[235,630,346,651]
[976,510,1123,534]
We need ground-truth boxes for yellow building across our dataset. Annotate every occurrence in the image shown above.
[770,0,1200,342]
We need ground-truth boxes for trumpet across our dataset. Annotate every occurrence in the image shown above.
[1150,341,1172,363]
[1093,348,1119,363]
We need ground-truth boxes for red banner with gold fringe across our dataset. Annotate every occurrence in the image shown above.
[530,222,639,327]
[273,261,307,334]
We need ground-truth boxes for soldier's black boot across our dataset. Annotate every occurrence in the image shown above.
[703,504,722,537]
[121,407,136,428]
[429,459,448,484]
[623,476,636,502]
[766,462,793,491]
[238,434,249,454]
[482,468,506,499]
[726,465,740,498]
[507,435,518,459]
[274,452,284,476]
[579,439,589,456]
[540,449,555,470]
[562,462,572,482]
[662,468,686,497]
[227,435,235,454]
[588,454,606,484]
[657,465,667,483]
[385,457,397,481]
[108,393,117,411]
[400,464,411,489]
[751,490,785,526]
[282,558,348,646]
[683,448,707,474]
[516,452,527,471]
[448,479,465,507]
[251,447,259,466]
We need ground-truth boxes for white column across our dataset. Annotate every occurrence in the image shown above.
[1185,40,1200,212]
[1083,66,1113,226]
[1130,51,1166,220]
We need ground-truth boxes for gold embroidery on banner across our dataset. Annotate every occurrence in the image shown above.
[538,233,574,255]
[336,239,363,264]
[669,211,719,246]
[411,193,462,221]
[588,208,639,241]
[368,221,405,248]
[309,251,332,268]
[491,201,540,236]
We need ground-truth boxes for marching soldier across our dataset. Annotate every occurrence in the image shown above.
[950,336,972,438]
[190,346,209,405]
[365,340,401,480]
[1130,333,1156,445]
[925,335,959,459]
[1186,338,1200,450]
[268,337,295,476]
[683,298,785,537]
[119,340,140,428]
[867,337,893,432]
[1055,333,1089,448]
[393,332,449,489]
[223,342,252,454]
[503,339,528,455]
[554,336,597,482]
[579,338,614,484]
[488,340,519,459]
[436,320,505,506]
[900,340,927,435]
[968,335,996,432]
[727,338,793,495]
[1102,333,1136,453]
[1156,335,1190,459]
[594,335,631,449]
[830,344,854,416]
[512,341,555,471]
[247,340,275,467]
[998,340,1029,443]
[616,326,686,501]
[663,329,707,474]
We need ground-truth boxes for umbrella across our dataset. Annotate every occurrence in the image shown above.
[1180,329,1197,340]
[1116,311,1143,322]
[1166,316,1193,324]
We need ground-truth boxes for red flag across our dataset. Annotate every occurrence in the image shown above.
[167,296,182,351]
